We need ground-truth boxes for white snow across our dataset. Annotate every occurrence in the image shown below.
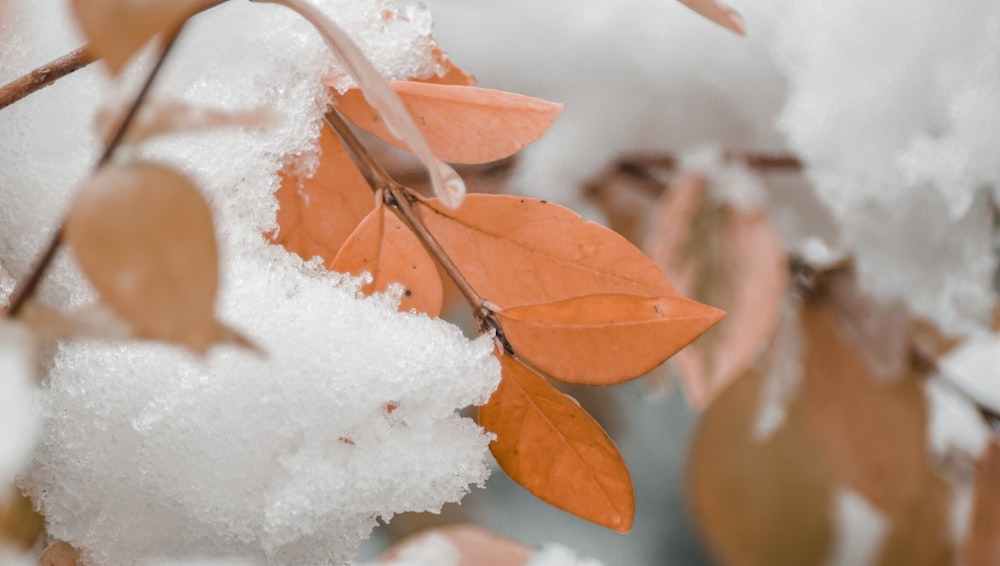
[0,321,37,486]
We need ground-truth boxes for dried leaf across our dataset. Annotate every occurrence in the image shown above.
[647,174,787,407]
[337,82,563,165]
[331,202,443,316]
[65,161,244,354]
[800,303,928,514]
[417,194,676,309]
[677,0,746,35]
[0,489,44,551]
[479,355,634,532]
[69,0,214,74]
[97,98,274,146]
[36,541,80,566]
[260,0,466,206]
[498,294,724,386]
[964,441,1000,566]
[273,126,375,263]
[876,468,954,566]
[378,525,533,565]
[688,370,835,565]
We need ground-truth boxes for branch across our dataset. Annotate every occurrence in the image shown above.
[0,45,96,112]
[6,29,186,319]
[323,109,507,336]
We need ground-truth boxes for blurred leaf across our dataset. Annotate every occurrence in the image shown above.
[332,201,443,316]
[378,525,533,565]
[273,126,376,263]
[875,467,953,566]
[418,194,676,309]
[688,369,835,565]
[336,82,563,165]
[36,540,80,566]
[69,0,214,74]
[479,355,634,532]
[677,0,746,35]
[0,489,44,551]
[65,161,246,354]
[800,303,928,514]
[498,294,723,386]
[647,174,787,407]
[964,441,1000,566]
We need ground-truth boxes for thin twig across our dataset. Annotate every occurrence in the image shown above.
[323,109,497,319]
[6,29,186,319]
[0,45,96,112]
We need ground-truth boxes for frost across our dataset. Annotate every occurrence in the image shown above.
[526,544,604,566]
[0,321,38,485]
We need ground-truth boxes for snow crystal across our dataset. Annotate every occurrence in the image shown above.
[22,250,500,566]
[526,544,604,566]
[0,321,38,485]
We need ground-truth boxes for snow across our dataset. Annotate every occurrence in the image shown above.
[526,544,604,566]
[0,321,37,486]
[3,1,501,565]
[824,486,888,566]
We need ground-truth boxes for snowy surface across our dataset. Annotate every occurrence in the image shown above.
[0,321,38,486]
[526,544,604,566]
[3,1,501,565]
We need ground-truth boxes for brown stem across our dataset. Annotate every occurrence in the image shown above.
[6,29,186,319]
[322,109,502,328]
[0,46,97,112]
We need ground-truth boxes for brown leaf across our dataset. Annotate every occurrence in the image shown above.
[19,301,132,341]
[272,126,375,263]
[800,303,928,514]
[36,541,80,566]
[677,0,746,35]
[0,489,44,551]
[688,369,835,565]
[417,194,676,309]
[479,355,634,532]
[70,0,214,75]
[647,174,787,407]
[498,294,724,386]
[964,441,1000,566]
[377,525,533,565]
[336,82,563,165]
[331,202,443,316]
[876,468,954,566]
[65,161,243,354]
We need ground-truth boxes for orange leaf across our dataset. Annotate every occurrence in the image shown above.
[688,369,835,565]
[417,194,676,308]
[37,540,80,566]
[498,294,723,386]
[479,355,634,532]
[677,0,746,35]
[377,525,532,565]
[65,161,245,354]
[272,126,375,264]
[70,0,215,75]
[964,441,1000,566]
[800,303,928,514]
[336,82,562,165]
[0,489,44,551]
[331,202,443,316]
[647,174,787,407]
